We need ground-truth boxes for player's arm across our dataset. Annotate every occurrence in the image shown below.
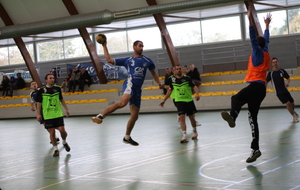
[150,70,162,88]
[192,85,200,101]
[159,87,173,107]
[60,99,70,117]
[36,102,42,122]
[102,42,115,64]
[30,102,36,111]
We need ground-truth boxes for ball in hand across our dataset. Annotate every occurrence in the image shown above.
[96,33,106,44]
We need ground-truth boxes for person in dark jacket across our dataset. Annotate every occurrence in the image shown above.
[187,64,201,86]
[0,75,10,97]
[78,67,91,92]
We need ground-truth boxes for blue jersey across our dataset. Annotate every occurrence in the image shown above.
[115,55,155,88]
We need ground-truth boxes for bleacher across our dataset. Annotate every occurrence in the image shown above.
[1,68,300,119]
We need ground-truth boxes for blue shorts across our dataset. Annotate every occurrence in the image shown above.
[122,81,142,108]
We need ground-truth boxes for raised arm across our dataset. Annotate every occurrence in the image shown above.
[102,42,115,64]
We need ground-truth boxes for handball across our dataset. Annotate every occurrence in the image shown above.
[96,33,106,44]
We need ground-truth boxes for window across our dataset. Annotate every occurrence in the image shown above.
[167,21,201,46]
[37,40,64,61]
[202,16,241,43]
[64,36,89,58]
[127,27,162,50]
[288,8,300,34]
[97,31,128,55]
[0,47,8,66]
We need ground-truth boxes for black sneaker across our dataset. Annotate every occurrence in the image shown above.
[63,143,71,152]
[246,150,261,163]
[123,137,139,146]
[50,138,60,144]
[221,111,236,128]
[53,150,59,157]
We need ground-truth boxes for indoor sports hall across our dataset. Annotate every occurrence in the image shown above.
[1,0,300,189]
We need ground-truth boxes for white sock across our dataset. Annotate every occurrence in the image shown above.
[54,146,58,151]
[62,139,67,144]
[193,127,197,132]
[125,135,130,140]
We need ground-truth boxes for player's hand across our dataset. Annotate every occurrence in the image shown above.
[195,95,200,101]
[159,84,163,89]
[30,106,35,111]
[37,115,42,122]
[286,83,289,87]
[66,110,70,117]
[159,101,165,107]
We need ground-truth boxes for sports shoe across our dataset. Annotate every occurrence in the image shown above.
[246,149,261,163]
[293,114,299,123]
[295,111,299,118]
[196,121,201,126]
[53,150,59,157]
[123,137,139,146]
[50,137,60,144]
[92,115,103,124]
[180,134,188,143]
[63,143,71,152]
[221,111,236,128]
[191,131,198,140]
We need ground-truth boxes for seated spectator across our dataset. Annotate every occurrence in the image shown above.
[15,73,26,89]
[66,69,72,81]
[182,65,188,75]
[9,77,17,97]
[163,67,173,95]
[187,64,202,86]
[68,66,81,93]
[61,78,68,93]
[79,67,91,92]
[0,75,10,97]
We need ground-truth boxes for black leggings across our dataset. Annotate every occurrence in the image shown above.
[230,82,266,150]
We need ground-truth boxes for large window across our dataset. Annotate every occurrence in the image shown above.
[37,40,64,61]
[97,31,128,55]
[127,27,162,50]
[64,37,89,58]
[201,16,241,43]
[167,21,202,46]
[288,8,300,34]
[0,47,9,66]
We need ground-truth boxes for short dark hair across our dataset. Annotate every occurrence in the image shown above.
[45,73,54,80]
[257,36,266,49]
[272,57,278,61]
[133,40,142,46]
[30,80,36,85]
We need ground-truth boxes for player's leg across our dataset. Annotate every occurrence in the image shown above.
[47,127,59,157]
[92,93,132,124]
[56,117,70,152]
[123,104,139,146]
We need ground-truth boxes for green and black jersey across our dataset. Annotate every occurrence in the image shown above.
[36,85,64,120]
[167,75,195,102]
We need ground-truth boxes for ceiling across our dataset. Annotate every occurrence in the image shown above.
[1,0,300,46]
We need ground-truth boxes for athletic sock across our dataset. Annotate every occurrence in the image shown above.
[124,135,130,140]
[96,114,105,119]
[193,127,197,132]
[62,139,67,144]
[54,146,58,151]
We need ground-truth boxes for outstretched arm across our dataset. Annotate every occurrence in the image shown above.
[150,70,162,88]
[102,42,115,64]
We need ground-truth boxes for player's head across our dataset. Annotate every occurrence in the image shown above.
[45,74,55,86]
[271,57,279,68]
[133,40,144,55]
[174,65,182,76]
[30,81,38,90]
[257,36,266,49]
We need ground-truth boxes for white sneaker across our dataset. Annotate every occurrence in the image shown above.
[180,134,188,143]
[196,121,201,126]
[293,115,299,123]
[192,131,198,139]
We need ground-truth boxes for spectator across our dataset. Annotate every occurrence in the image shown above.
[15,73,26,89]
[68,66,80,93]
[182,65,188,75]
[162,67,173,95]
[66,69,72,81]
[60,78,68,93]
[78,67,91,92]
[187,64,202,86]
[9,77,17,97]
[0,75,10,97]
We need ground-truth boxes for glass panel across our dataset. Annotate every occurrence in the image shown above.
[202,16,241,43]
[64,37,89,58]
[97,31,128,54]
[37,40,64,61]
[0,47,9,66]
[288,8,300,34]
[167,21,201,46]
[9,46,24,65]
[127,27,162,50]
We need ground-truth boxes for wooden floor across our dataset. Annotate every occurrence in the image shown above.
[0,108,299,190]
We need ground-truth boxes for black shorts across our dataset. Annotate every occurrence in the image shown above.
[174,101,197,116]
[44,117,64,129]
[277,92,294,104]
